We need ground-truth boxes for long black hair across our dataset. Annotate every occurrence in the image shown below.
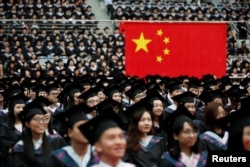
[22,128,51,166]
[168,115,201,160]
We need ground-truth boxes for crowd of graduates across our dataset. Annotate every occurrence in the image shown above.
[0,73,250,166]
[0,0,250,79]
[1,0,250,167]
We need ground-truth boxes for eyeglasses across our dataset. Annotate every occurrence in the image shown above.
[32,117,50,123]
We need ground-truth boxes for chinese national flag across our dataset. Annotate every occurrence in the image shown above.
[121,22,227,78]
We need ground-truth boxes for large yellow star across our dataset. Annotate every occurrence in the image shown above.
[156,56,163,63]
[163,48,170,55]
[157,29,163,36]
[163,37,170,44]
[132,32,152,53]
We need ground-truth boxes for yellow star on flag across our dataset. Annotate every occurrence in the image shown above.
[163,48,170,55]
[156,56,163,63]
[132,32,152,53]
[157,29,163,37]
[163,37,170,44]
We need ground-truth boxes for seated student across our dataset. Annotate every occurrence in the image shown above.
[78,111,135,167]
[199,102,228,151]
[124,97,166,167]
[147,90,168,138]
[158,115,207,167]
[6,93,28,137]
[78,87,100,119]
[228,97,250,152]
[164,80,183,114]
[7,97,56,167]
[38,97,66,150]
[171,92,207,134]
[0,124,19,167]
[51,104,98,167]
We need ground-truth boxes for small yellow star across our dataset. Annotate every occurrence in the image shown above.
[157,29,163,36]
[132,32,152,53]
[163,48,170,55]
[163,37,170,44]
[156,56,163,63]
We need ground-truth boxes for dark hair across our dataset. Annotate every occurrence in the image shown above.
[63,92,79,110]
[8,102,22,129]
[205,102,227,129]
[168,116,200,159]
[228,117,250,152]
[127,108,154,152]
[228,129,244,151]
[22,127,51,165]
[149,96,167,126]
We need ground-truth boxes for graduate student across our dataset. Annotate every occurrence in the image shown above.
[124,97,166,167]
[6,93,28,136]
[7,97,56,167]
[51,103,98,167]
[78,111,135,167]
[199,102,228,151]
[158,115,207,167]
[228,97,250,152]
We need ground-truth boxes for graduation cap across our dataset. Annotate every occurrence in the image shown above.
[28,82,38,92]
[6,84,25,98]
[8,93,29,109]
[46,83,59,94]
[172,91,196,104]
[238,96,250,111]
[94,98,120,115]
[125,83,146,100]
[34,84,47,93]
[222,98,250,150]
[78,87,98,102]
[103,84,121,98]
[188,77,201,89]
[54,103,90,128]
[58,83,82,101]
[78,110,123,145]
[18,97,48,123]
[166,80,182,93]
[119,78,131,92]
[125,96,152,120]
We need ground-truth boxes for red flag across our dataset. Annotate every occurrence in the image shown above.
[122,22,227,78]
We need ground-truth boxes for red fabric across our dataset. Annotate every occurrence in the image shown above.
[122,22,227,78]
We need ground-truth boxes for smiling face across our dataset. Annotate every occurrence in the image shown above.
[112,92,121,103]
[152,99,163,116]
[174,122,198,149]
[138,111,153,135]
[95,127,126,160]
[26,114,47,135]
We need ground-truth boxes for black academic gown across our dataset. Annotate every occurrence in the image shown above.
[199,130,228,151]
[7,134,65,167]
[124,136,167,167]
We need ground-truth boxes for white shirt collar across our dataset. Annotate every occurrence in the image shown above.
[63,145,91,167]
[33,137,43,150]
[140,135,153,147]
[180,152,200,167]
